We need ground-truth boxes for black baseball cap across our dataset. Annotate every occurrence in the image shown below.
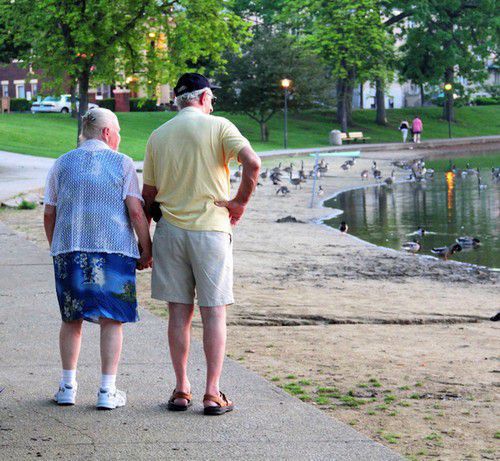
[173,73,219,97]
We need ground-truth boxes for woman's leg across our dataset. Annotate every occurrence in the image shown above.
[59,319,83,371]
[100,318,123,377]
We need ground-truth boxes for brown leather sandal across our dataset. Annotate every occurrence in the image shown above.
[167,389,192,411]
[203,391,234,415]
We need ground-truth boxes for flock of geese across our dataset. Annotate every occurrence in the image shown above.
[230,156,496,262]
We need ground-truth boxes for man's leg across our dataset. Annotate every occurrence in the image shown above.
[168,302,195,405]
[200,305,227,406]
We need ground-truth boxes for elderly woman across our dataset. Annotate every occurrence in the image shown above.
[43,107,152,410]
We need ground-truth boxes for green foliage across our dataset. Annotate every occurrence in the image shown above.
[474,96,500,106]
[18,200,37,210]
[129,98,158,112]
[8,98,32,112]
[282,382,304,395]
[98,98,115,112]
[215,24,332,140]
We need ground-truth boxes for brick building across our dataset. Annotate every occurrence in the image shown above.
[0,61,41,99]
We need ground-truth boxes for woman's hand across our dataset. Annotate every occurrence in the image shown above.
[137,250,153,270]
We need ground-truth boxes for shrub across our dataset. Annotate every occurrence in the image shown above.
[130,98,158,112]
[98,98,115,111]
[9,98,32,112]
[474,96,499,106]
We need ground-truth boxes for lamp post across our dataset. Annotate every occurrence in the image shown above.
[444,83,452,139]
[281,79,291,149]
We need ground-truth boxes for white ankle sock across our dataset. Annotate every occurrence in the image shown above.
[100,374,116,392]
[61,369,76,387]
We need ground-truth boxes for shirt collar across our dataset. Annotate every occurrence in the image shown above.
[79,139,112,152]
[179,106,204,114]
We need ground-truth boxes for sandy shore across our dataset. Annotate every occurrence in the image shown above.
[1,150,498,460]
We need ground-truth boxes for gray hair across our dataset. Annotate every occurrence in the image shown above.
[79,107,119,142]
[175,88,210,109]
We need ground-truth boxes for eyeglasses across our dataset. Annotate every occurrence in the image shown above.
[206,92,217,104]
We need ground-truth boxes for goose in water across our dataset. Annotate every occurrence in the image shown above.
[456,236,480,247]
[339,221,348,234]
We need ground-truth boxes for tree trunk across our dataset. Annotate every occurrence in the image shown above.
[70,83,77,119]
[359,82,364,109]
[419,83,425,107]
[259,121,269,142]
[443,67,455,122]
[346,80,354,124]
[375,79,387,126]
[336,79,349,133]
[77,68,90,146]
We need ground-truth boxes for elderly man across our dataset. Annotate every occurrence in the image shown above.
[142,73,260,415]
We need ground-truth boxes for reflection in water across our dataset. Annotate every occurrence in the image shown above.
[324,169,499,269]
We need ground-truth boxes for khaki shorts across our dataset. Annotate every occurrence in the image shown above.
[152,218,234,307]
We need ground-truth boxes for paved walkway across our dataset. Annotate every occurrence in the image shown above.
[0,222,402,460]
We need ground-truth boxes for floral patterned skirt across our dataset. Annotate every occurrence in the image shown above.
[53,251,139,323]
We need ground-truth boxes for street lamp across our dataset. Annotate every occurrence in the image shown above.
[281,79,291,149]
[444,83,452,139]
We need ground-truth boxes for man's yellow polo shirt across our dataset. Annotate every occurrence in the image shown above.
[143,107,250,234]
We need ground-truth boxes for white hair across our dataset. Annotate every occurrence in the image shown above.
[175,88,210,109]
[79,107,119,142]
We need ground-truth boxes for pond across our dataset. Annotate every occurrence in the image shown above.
[324,167,500,270]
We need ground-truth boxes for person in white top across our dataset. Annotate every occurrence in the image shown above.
[44,108,152,409]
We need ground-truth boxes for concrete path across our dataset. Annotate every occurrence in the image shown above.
[0,222,402,460]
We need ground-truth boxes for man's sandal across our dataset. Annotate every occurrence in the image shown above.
[167,389,192,411]
[203,391,234,416]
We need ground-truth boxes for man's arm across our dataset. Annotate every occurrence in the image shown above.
[43,205,56,246]
[215,146,261,226]
[142,184,158,225]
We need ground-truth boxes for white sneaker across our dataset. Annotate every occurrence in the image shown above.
[96,388,126,410]
[54,383,77,405]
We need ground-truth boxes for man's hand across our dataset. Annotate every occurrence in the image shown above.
[215,199,246,227]
[137,249,153,270]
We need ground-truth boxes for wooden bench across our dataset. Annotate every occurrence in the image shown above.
[341,131,371,143]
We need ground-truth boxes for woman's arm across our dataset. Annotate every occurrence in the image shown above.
[125,196,153,269]
[43,205,56,246]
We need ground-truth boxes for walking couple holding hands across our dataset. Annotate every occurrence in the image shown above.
[44,73,261,415]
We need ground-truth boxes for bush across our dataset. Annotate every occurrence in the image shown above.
[98,98,115,111]
[474,96,499,106]
[129,98,157,112]
[9,98,32,112]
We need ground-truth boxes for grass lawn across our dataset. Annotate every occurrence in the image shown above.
[0,106,498,160]
[425,152,500,171]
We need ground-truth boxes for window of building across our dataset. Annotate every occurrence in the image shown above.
[2,84,8,97]
[16,84,25,99]
[388,97,395,109]
[31,81,38,98]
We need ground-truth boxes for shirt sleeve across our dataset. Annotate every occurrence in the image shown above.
[143,134,156,186]
[122,157,144,202]
[44,163,58,206]
[220,119,251,163]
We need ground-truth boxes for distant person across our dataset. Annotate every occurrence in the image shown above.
[44,108,152,410]
[142,73,261,415]
[399,120,410,143]
[412,116,423,143]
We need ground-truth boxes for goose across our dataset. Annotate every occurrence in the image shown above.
[309,168,321,179]
[340,162,350,171]
[373,169,382,180]
[260,168,269,179]
[298,161,307,180]
[317,160,329,173]
[416,227,426,237]
[283,163,294,174]
[318,185,324,196]
[271,162,282,174]
[491,167,500,180]
[384,170,395,186]
[270,171,282,184]
[289,171,304,189]
[271,177,281,186]
[402,241,421,253]
[431,243,462,260]
[456,237,480,247]
[339,221,348,234]
[276,186,290,196]
[346,158,356,166]
[361,170,369,180]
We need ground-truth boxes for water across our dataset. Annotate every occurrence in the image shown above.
[324,169,500,269]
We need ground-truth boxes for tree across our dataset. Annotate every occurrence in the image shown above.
[0,0,249,142]
[399,0,497,122]
[215,25,332,141]
[284,0,389,132]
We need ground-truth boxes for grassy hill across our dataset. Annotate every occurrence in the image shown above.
[0,106,498,160]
